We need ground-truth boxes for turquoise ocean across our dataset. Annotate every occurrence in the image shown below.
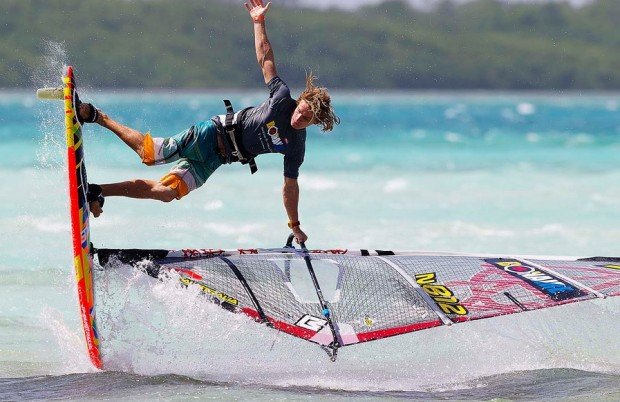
[1,68,619,400]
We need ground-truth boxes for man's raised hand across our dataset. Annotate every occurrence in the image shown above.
[245,0,271,23]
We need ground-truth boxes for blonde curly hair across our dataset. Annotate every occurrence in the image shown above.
[297,73,340,132]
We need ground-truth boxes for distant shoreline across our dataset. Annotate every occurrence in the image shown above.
[3,0,619,90]
[8,88,620,96]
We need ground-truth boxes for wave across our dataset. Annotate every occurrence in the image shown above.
[2,368,618,400]
[85,267,620,387]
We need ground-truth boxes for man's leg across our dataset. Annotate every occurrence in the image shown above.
[79,104,146,159]
[93,120,221,205]
[89,179,177,217]
[84,116,222,217]
[100,180,178,202]
[90,160,200,215]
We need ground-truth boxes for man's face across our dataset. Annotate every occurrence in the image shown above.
[291,100,315,130]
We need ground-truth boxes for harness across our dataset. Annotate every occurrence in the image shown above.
[219,100,258,174]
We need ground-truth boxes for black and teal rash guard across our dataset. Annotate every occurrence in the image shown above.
[214,77,306,179]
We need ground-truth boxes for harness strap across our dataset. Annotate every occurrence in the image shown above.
[222,100,258,174]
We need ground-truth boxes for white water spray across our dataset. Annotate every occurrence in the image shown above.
[93,262,620,392]
[34,41,67,170]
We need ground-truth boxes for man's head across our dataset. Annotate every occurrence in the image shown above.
[291,73,340,131]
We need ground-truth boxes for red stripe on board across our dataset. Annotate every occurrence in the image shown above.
[68,147,102,369]
[67,148,81,259]
[66,66,102,369]
[76,278,103,368]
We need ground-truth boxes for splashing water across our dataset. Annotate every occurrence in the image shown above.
[92,261,620,391]
[34,41,67,170]
[4,78,620,398]
[32,41,67,89]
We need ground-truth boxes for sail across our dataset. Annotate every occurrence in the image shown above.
[96,248,620,359]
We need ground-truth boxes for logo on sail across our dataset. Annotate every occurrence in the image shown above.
[485,259,582,301]
[415,272,468,316]
[296,314,328,332]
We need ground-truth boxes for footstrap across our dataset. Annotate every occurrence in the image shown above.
[75,92,99,124]
[86,183,105,207]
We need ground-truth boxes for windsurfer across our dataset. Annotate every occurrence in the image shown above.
[79,0,339,243]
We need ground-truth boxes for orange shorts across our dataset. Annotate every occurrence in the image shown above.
[141,121,222,199]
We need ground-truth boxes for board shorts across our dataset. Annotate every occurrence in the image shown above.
[141,120,222,199]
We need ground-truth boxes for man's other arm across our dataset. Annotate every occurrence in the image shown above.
[283,177,308,243]
[245,0,277,84]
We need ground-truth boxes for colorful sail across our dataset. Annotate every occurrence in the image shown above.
[96,248,619,359]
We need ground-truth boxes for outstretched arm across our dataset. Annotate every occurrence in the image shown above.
[245,0,277,84]
[283,177,308,244]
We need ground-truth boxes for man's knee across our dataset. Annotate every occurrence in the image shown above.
[159,192,177,203]
[151,182,179,202]
[158,173,190,201]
